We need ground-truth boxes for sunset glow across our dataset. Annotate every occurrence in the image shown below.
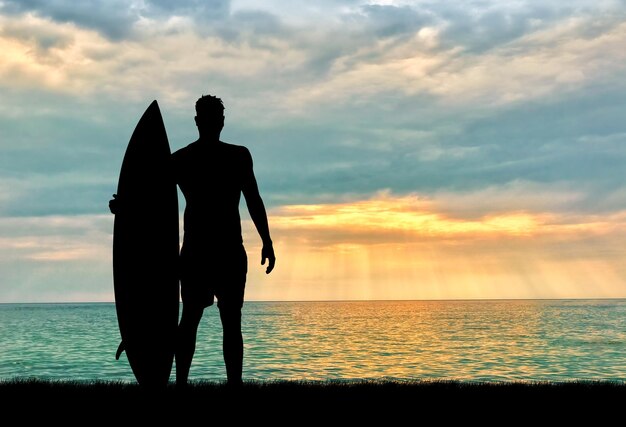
[1,1,625,302]
[270,194,626,240]
[238,193,626,301]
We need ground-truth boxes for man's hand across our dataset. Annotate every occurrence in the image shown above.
[261,243,275,274]
[109,194,119,215]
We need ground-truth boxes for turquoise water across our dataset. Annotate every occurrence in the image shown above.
[1,300,625,382]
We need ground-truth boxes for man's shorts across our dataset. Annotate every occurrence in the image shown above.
[180,243,247,309]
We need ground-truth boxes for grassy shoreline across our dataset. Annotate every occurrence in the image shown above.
[3,378,624,420]
[4,377,625,389]
[3,377,625,396]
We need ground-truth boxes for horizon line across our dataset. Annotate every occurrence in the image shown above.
[1,297,626,305]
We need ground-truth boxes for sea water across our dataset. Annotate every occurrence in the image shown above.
[1,300,625,382]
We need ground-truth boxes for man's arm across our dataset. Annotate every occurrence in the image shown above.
[241,148,275,274]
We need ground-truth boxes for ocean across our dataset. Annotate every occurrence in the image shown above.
[1,300,625,382]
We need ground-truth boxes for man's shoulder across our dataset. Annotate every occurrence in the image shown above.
[219,142,252,161]
[171,142,201,164]
[172,141,250,164]
[219,141,249,153]
[172,141,197,156]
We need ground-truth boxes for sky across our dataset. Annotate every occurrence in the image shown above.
[1,0,625,302]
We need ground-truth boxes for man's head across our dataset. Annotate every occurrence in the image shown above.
[195,94,224,139]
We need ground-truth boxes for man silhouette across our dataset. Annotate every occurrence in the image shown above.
[111,95,275,387]
[172,95,275,387]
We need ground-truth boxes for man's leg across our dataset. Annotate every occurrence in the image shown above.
[176,304,204,387]
[218,305,243,385]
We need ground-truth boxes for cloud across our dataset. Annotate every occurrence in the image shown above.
[3,2,626,112]
[283,16,626,110]
[0,14,118,93]
[265,191,626,248]
[0,0,231,39]
[147,0,229,18]
[348,4,434,38]
[3,192,624,302]
[1,6,625,215]
[1,1,626,301]
[0,13,74,51]
[240,191,626,301]
[432,17,626,104]
[0,214,112,261]
[1,0,140,39]
[0,12,307,103]
[0,214,114,302]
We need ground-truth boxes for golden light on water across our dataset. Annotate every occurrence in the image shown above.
[177,298,617,381]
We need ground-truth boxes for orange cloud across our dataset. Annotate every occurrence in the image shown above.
[239,193,626,301]
[266,193,626,246]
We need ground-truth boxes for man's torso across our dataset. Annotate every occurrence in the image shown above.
[172,141,249,249]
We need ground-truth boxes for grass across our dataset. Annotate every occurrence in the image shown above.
[2,378,625,421]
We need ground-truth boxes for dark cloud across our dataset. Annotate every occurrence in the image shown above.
[336,1,626,55]
[146,0,229,21]
[0,17,74,51]
[1,0,138,39]
[0,91,145,216]
[215,10,285,44]
[231,77,626,217]
[1,1,626,302]
[350,5,434,38]
[5,79,625,217]
[1,0,625,220]
[1,0,230,39]
[433,2,626,52]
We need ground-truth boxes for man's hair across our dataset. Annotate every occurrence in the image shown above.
[195,94,224,117]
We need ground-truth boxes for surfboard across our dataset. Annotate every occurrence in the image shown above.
[113,100,179,387]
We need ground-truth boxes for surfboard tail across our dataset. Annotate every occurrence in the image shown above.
[115,341,125,360]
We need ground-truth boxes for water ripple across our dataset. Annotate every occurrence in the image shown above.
[1,300,625,381]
